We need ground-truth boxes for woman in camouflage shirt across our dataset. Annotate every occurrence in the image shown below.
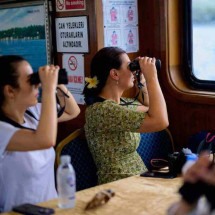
[83,47,168,184]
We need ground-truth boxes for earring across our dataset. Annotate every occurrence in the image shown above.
[116,80,118,85]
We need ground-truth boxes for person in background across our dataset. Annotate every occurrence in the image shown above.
[83,46,169,184]
[0,55,80,212]
[168,153,215,215]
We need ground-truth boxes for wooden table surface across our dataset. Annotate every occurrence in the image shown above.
[3,175,182,215]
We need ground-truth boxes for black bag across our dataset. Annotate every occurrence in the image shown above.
[168,151,187,176]
[145,150,187,178]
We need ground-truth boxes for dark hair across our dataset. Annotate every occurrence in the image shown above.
[83,47,126,105]
[0,55,26,108]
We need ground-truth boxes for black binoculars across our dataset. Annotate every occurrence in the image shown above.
[29,68,68,85]
[128,59,161,72]
[128,58,161,88]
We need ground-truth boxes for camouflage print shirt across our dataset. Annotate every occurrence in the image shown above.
[84,99,147,184]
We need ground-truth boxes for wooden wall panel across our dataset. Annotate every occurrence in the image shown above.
[146,0,215,150]
[55,0,141,142]
[53,0,98,142]
[55,0,215,150]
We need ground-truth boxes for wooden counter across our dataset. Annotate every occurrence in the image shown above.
[3,175,182,215]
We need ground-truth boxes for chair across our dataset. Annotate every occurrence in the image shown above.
[55,128,98,191]
[187,130,208,153]
[137,129,175,170]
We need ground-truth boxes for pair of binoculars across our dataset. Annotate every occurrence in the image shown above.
[29,68,68,85]
[128,59,161,72]
[29,59,161,85]
[128,59,161,88]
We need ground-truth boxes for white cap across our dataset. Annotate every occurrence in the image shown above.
[60,155,71,164]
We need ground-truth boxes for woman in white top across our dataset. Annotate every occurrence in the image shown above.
[0,55,80,212]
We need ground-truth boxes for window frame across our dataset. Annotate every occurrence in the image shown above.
[184,0,215,91]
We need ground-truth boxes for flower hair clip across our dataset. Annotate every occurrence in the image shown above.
[85,76,99,89]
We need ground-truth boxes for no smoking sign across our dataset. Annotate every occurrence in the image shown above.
[68,56,77,71]
[56,0,86,12]
[56,0,64,11]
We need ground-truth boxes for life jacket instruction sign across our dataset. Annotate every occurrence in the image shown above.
[55,16,89,53]
[56,0,86,12]
[102,0,139,53]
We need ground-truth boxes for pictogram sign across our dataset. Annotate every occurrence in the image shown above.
[56,0,86,12]
[68,56,77,71]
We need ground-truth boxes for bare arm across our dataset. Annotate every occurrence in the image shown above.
[56,84,80,122]
[6,65,59,151]
[137,57,169,132]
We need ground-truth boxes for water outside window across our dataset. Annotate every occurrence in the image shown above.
[192,0,215,81]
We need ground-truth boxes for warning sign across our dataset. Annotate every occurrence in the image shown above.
[55,16,89,53]
[63,54,85,104]
[56,0,86,12]
[68,56,77,71]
